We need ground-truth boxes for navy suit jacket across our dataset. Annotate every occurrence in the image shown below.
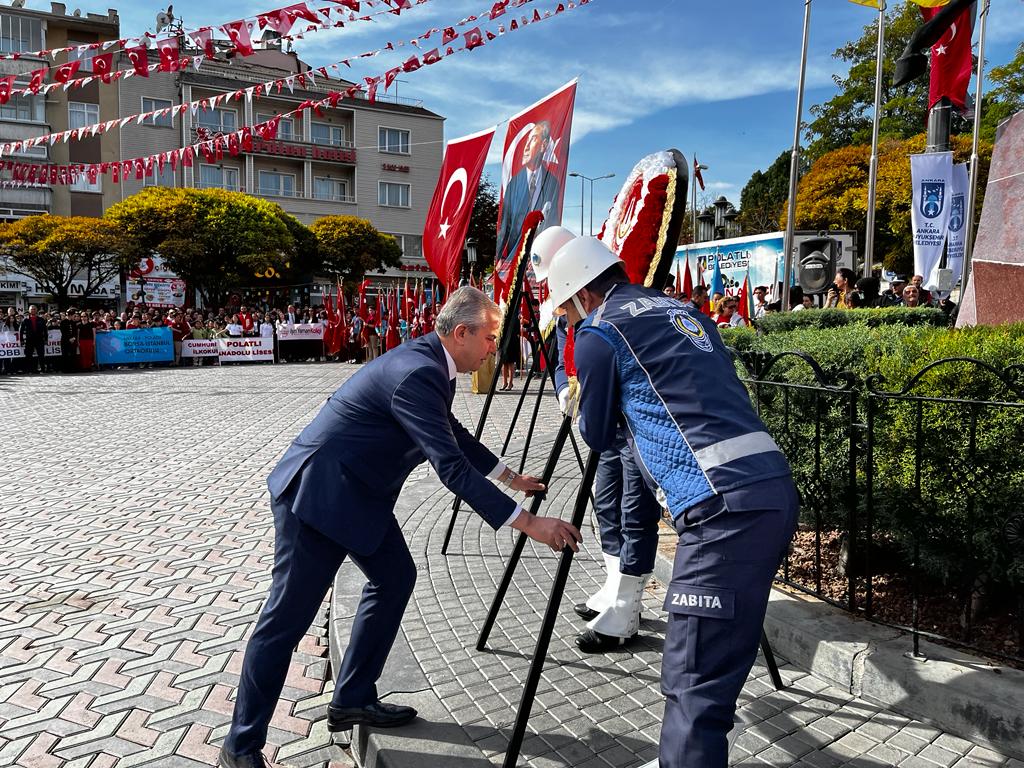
[267,333,517,555]
[497,166,562,262]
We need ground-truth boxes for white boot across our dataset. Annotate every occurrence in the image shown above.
[587,571,652,639]
[585,552,621,613]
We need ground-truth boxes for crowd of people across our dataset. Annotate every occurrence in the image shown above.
[660,269,959,328]
[0,299,441,375]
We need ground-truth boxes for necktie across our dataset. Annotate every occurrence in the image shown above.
[528,171,538,204]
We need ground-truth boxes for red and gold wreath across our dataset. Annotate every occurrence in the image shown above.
[598,149,688,289]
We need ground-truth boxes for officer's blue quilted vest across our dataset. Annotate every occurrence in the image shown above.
[577,283,791,519]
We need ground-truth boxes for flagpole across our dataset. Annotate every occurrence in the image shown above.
[692,153,698,245]
[782,0,812,312]
[863,0,886,279]
[962,0,990,289]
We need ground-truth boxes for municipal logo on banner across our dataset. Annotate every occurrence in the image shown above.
[910,152,953,284]
[948,191,964,233]
[920,182,945,219]
[928,162,969,294]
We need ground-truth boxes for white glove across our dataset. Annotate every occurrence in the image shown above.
[558,388,571,415]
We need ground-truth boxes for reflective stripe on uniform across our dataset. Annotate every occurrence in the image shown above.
[693,431,781,471]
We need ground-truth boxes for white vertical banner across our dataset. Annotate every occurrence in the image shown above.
[910,151,953,284]
[933,162,969,294]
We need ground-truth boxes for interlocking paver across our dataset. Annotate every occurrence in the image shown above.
[0,363,1017,767]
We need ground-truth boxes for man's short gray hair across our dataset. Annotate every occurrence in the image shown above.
[435,286,500,336]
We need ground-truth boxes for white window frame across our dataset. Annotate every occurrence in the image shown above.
[67,41,95,73]
[70,169,102,194]
[0,80,44,124]
[378,181,411,208]
[257,113,295,140]
[313,176,350,202]
[257,170,296,198]
[198,163,240,192]
[378,126,410,155]
[196,106,237,134]
[68,101,99,130]
[0,14,43,55]
[311,121,346,147]
[142,97,174,128]
[388,233,423,260]
[143,164,175,188]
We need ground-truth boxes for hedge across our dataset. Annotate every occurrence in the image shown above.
[721,318,1024,603]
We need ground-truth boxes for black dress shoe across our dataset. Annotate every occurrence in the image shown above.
[574,603,599,620]
[328,700,418,731]
[218,746,268,768]
[575,628,638,654]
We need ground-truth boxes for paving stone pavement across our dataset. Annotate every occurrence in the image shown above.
[0,363,1019,768]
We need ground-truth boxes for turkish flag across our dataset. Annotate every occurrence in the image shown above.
[922,4,974,111]
[222,21,255,57]
[28,67,47,94]
[260,3,321,35]
[54,60,81,84]
[157,38,180,72]
[190,28,217,59]
[0,76,15,105]
[125,45,150,77]
[422,126,495,292]
[494,79,577,302]
[92,53,113,83]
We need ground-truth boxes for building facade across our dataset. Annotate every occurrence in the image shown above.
[116,42,443,290]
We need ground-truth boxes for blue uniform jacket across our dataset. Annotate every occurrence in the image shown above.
[267,332,517,555]
[574,283,791,519]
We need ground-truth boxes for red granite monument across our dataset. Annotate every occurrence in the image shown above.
[956,110,1024,327]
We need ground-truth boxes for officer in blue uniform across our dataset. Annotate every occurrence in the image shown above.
[545,238,798,768]
[532,226,662,652]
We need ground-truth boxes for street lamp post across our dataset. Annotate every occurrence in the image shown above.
[569,172,616,235]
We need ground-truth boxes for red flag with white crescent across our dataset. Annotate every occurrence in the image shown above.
[422,126,495,293]
[922,4,975,112]
[222,20,255,57]
[157,38,181,72]
[494,79,577,303]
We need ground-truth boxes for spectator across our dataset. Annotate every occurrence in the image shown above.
[901,285,921,308]
[910,275,933,306]
[856,277,881,308]
[689,285,709,314]
[283,304,298,325]
[713,296,748,328]
[165,308,192,366]
[753,286,769,319]
[877,276,907,307]
[710,291,724,315]
[77,311,96,372]
[0,311,17,375]
[825,268,857,309]
[226,315,244,338]
[59,310,79,373]
[938,295,958,324]
[239,305,256,336]
[19,305,48,374]
[259,314,275,339]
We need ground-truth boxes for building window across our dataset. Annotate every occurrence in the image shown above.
[313,176,350,202]
[68,102,99,130]
[257,170,295,197]
[198,164,240,191]
[388,234,423,260]
[196,106,236,134]
[68,42,95,73]
[311,122,345,146]
[0,87,44,123]
[378,127,410,155]
[379,182,411,208]
[70,170,101,194]
[144,165,175,188]
[142,97,174,128]
[0,14,42,54]
[257,113,294,140]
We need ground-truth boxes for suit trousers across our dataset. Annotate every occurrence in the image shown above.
[659,475,798,768]
[23,339,45,372]
[592,434,661,576]
[224,498,416,756]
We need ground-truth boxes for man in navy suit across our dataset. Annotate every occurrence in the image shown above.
[220,287,582,768]
[496,120,563,264]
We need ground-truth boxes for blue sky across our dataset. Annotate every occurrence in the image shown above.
[56,0,1024,234]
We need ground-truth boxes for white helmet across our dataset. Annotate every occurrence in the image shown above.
[547,236,623,314]
[529,225,576,282]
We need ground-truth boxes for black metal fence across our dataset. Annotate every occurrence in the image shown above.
[736,352,1024,666]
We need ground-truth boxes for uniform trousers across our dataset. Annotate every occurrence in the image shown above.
[659,475,798,768]
[592,433,662,576]
[224,497,416,756]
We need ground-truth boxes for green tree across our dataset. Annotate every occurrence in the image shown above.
[465,175,499,274]
[106,187,301,307]
[806,4,939,161]
[981,42,1024,143]
[738,150,796,235]
[309,215,402,281]
[0,215,130,309]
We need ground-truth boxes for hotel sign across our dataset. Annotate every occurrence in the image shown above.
[248,137,357,164]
